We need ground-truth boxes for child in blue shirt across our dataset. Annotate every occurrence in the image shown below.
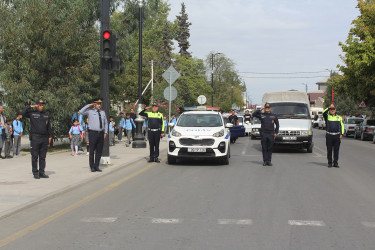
[69,119,83,156]
[109,116,115,146]
[124,113,136,146]
[118,114,125,141]
[83,118,89,156]
[12,113,23,157]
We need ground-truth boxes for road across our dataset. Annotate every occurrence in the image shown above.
[1,129,375,250]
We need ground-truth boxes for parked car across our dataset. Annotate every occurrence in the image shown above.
[343,117,364,137]
[353,119,375,141]
[251,117,261,139]
[312,114,324,128]
[318,118,326,130]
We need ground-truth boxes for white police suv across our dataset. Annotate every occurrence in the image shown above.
[167,109,232,165]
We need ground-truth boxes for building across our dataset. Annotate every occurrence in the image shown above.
[307,90,325,108]
[316,77,329,91]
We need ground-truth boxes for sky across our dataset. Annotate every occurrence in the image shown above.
[166,0,360,105]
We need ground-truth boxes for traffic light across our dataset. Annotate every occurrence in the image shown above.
[102,30,112,60]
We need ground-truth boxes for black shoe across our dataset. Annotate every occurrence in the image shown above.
[34,174,40,179]
[148,158,154,163]
[95,168,102,172]
[334,165,340,168]
[328,164,332,168]
[91,169,96,172]
[154,158,160,163]
[263,162,267,166]
[39,173,49,178]
[267,162,273,166]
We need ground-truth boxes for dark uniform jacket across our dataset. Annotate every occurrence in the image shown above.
[139,109,165,131]
[21,106,52,137]
[253,110,279,134]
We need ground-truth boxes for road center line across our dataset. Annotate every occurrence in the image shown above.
[0,164,155,248]
[361,222,375,228]
[81,217,118,223]
[288,220,326,226]
[241,139,250,156]
[151,218,181,224]
[218,219,253,225]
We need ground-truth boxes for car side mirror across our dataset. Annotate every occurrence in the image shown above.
[226,123,234,128]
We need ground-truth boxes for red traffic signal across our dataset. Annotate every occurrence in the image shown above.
[103,31,111,40]
[102,30,112,60]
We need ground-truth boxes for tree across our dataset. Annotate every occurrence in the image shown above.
[0,0,101,137]
[338,0,375,107]
[176,2,192,58]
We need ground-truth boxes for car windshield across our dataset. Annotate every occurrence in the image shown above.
[348,119,363,124]
[177,114,223,127]
[367,120,375,126]
[252,117,261,124]
[269,103,310,119]
[238,117,243,123]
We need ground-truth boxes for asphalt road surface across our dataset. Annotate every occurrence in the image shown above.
[1,129,375,250]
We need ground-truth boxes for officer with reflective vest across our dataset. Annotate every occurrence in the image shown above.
[323,104,344,168]
[253,103,279,166]
[140,104,165,163]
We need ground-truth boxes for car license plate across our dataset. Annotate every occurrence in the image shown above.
[283,136,297,140]
[188,148,206,153]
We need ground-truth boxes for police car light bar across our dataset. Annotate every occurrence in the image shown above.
[183,106,221,111]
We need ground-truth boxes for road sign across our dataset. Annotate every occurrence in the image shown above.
[164,86,178,101]
[197,95,207,105]
[162,66,181,85]
[358,100,367,108]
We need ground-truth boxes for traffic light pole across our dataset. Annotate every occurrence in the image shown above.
[100,0,111,164]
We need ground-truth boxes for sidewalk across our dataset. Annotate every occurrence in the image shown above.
[0,138,168,219]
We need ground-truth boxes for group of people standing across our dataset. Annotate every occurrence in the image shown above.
[0,106,24,160]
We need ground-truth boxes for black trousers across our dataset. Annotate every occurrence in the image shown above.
[326,134,341,165]
[148,130,161,159]
[261,133,274,162]
[131,125,136,140]
[89,131,104,170]
[30,136,49,175]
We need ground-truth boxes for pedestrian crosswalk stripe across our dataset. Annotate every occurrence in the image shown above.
[288,220,325,226]
[151,218,181,224]
[81,217,117,223]
[218,219,253,225]
[361,222,375,228]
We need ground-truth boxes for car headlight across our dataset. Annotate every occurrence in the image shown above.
[171,129,182,137]
[301,130,311,136]
[213,129,225,137]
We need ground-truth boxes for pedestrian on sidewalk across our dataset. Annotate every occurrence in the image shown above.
[163,116,168,134]
[4,118,13,159]
[83,118,90,156]
[12,112,23,158]
[139,104,165,163]
[130,108,137,141]
[0,121,3,160]
[323,104,344,168]
[80,98,108,172]
[124,113,136,147]
[0,105,6,159]
[253,103,279,166]
[118,113,125,141]
[69,119,83,156]
[21,99,52,179]
[109,116,115,146]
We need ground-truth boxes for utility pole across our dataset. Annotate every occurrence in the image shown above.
[231,76,234,106]
[100,0,110,164]
[151,60,154,104]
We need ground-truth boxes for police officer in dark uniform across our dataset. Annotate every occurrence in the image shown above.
[323,103,344,168]
[80,98,108,172]
[253,103,279,166]
[21,99,52,179]
[140,104,165,163]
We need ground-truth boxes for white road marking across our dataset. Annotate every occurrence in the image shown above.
[361,222,375,228]
[241,139,250,156]
[288,220,326,226]
[218,219,253,225]
[80,217,118,223]
[151,218,181,224]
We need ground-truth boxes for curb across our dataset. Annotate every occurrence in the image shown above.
[0,147,167,220]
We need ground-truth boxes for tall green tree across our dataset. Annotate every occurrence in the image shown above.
[338,0,375,107]
[176,2,191,59]
[0,0,102,137]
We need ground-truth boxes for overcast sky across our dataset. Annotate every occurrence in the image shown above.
[166,0,359,105]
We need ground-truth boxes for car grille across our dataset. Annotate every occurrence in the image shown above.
[278,130,301,136]
[178,148,215,157]
[179,138,215,146]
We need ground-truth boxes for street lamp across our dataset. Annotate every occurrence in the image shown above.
[211,52,222,107]
[133,0,146,148]
[301,83,308,93]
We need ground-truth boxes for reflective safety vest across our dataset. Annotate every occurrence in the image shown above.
[139,109,165,131]
[323,108,344,134]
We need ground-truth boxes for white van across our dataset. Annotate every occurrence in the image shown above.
[262,91,313,153]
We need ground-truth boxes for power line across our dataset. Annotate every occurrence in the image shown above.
[238,71,328,75]
[240,75,329,79]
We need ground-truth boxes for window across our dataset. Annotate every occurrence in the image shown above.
[177,114,223,127]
